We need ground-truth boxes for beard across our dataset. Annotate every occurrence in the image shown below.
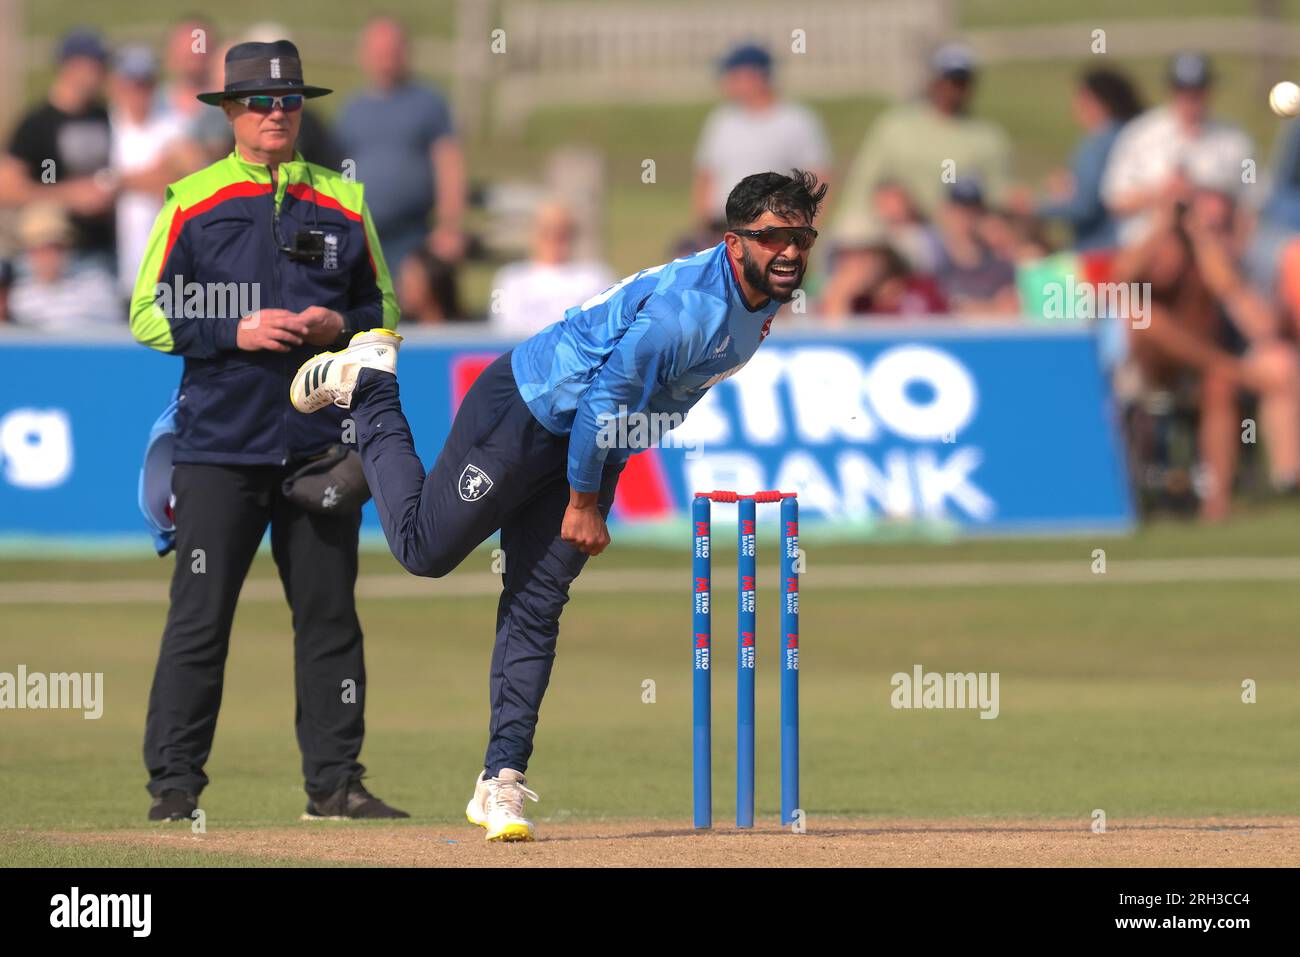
[741,245,804,303]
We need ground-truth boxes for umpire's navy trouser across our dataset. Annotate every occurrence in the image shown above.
[351,351,623,776]
[144,463,366,801]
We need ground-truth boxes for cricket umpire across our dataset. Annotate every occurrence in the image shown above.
[129,40,403,821]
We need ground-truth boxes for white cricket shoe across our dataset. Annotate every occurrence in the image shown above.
[290,328,402,413]
[465,768,539,842]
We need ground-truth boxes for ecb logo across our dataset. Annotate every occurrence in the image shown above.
[458,463,493,502]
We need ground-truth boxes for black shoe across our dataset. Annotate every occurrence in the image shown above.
[302,780,409,820]
[148,788,197,822]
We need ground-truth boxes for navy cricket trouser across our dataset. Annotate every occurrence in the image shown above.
[350,351,623,776]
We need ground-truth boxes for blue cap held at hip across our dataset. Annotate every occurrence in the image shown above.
[138,392,178,557]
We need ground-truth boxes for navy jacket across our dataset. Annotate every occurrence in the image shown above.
[130,150,399,466]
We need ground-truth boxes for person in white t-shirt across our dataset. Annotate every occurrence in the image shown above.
[692,43,831,228]
[109,46,188,296]
[489,201,614,336]
[1102,52,1255,247]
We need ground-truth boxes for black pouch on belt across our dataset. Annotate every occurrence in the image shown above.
[281,445,371,514]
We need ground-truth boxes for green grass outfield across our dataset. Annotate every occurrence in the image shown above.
[2,503,1299,865]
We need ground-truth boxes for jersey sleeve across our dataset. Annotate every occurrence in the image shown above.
[566,296,694,493]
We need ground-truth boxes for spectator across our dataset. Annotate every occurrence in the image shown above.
[1276,239,1300,339]
[1036,69,1143,251]
[820,243,947,319]
[691,43,831,228]
[870,181,944,273]
[158,17,230,166]
[984,208,1082,324]
[109,46,189,297]
[0,29,116,268]
[1102,53,1254,247]
[1244,118,1300,307]
[1113,194,1300,520]
[7,203,118,329]
[335,15,467,317]
[1259,118,1300,234]
[398,248,463,324]
[832,43,1011,242]
[489,200,614,335]
[980,207,1054,264]
[932,180,1018,315]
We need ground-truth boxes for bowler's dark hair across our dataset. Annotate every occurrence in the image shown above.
[725,169,827,229]
[1081,69,1144,124]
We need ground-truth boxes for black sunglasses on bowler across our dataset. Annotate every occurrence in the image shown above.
[732,225,819,251]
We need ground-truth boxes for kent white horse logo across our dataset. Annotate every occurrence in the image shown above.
[459,464,493,502]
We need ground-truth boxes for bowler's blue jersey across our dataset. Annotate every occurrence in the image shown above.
[511,243,781,492]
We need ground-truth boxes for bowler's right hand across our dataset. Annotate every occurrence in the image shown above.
[562,494,610,556]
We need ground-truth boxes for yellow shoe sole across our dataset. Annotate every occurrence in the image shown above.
[485,822,534,842]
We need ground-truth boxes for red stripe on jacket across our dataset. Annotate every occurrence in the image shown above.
[156,181,274,282]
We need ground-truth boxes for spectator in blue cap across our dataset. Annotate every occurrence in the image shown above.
[933,177,1019,315]
[59,29,110,65]
[720,43,771,75]
[691,41,830,230]
[0,28,117,270]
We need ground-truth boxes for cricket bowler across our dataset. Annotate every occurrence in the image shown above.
[290,170,825,840]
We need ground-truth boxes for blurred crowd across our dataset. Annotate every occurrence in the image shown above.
[7,20,1300,518]
[0,18,468,330]
[0,16,628,337]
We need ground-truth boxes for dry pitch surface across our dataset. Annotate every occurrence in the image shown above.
[19,817,1300,867]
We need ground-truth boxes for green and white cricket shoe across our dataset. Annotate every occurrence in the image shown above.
[465,769,539,842]
[291,328,402,413]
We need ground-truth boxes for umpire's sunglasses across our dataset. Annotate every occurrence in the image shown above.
[732,226,819,251]
[234,94,305,114]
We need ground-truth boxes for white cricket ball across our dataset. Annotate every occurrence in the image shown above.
[1269,81,1300,118]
